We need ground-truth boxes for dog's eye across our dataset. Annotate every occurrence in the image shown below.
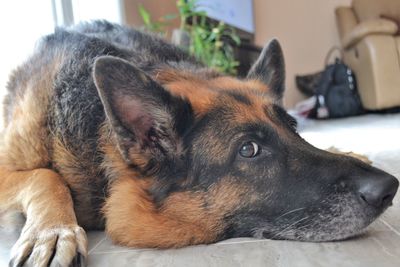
[239,142,261,158]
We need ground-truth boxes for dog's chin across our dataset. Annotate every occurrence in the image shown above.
[255,215,376,242]
[258,224,369,242]
[253,193,385,242]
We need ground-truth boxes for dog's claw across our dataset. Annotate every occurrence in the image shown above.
[71,253,86,267]
[9,225,88,267]
[9,240,34,267]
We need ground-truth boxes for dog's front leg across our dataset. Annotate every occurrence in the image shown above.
[0,167,87,267]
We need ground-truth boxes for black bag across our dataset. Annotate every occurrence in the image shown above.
[308,47,364,119]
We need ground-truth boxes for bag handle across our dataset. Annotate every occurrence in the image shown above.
[324,46,343,67]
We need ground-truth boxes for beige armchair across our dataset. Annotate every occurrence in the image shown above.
[335,0,400,110]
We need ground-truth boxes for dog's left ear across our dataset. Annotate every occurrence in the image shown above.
[247,39,285,103]
[93,56,192,171]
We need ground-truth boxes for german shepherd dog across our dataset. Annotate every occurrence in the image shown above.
[0,21,398,267]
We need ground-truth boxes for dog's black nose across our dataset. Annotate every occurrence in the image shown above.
[357,173,399,208]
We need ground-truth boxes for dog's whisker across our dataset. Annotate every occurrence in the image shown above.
[271,216,310,240]
[275,207,306,220]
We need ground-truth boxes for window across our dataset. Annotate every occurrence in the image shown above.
[0,0,55,122]
[71,0,123,24]
[0,0,124,128]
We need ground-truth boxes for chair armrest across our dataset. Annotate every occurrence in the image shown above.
[342,18,398,49]
[335,7,358,40]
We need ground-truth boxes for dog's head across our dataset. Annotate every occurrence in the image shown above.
[93,40,398,247]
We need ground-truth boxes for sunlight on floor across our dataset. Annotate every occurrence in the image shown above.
[300,114,400,154]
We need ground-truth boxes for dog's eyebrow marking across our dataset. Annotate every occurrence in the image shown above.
[263,104,275,121]
[273,105,298,129]
[263,104,297,130]
[225,91,252,106]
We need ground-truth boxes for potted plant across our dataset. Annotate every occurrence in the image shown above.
[139,0,240,75]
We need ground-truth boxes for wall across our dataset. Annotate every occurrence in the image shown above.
[123,0,179,36]
[253,0,352,108]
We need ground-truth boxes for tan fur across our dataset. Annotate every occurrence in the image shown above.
[0,56,62,170]
[327,147,372,164]
[209,76,269,93]
[0,168,75,225]
[156,69,271,118]
[104,176,252,248]
[165,79,218,116]
[101,138,254,248]
[0,167,87,266]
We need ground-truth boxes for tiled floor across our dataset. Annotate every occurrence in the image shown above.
[1,113,400,266]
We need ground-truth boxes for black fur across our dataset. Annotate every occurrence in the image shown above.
[225,91,252,105]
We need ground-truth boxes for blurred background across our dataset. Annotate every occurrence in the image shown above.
[0,0,353,110]
[1,0,400,120]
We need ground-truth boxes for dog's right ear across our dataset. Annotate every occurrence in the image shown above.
[93,56,192,171]
[247,39,285,104]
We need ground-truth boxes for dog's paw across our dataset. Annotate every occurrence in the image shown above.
[9,225,88,267]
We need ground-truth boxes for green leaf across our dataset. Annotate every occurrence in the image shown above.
[138,5,151,26]
[139,0,242,74]
[230,34,241,45]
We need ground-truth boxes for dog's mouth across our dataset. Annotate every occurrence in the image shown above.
[254,218,374,242]
[260,227,370,242]
[251,192,389,242]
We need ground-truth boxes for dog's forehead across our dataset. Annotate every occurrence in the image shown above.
[161,74,274,120]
